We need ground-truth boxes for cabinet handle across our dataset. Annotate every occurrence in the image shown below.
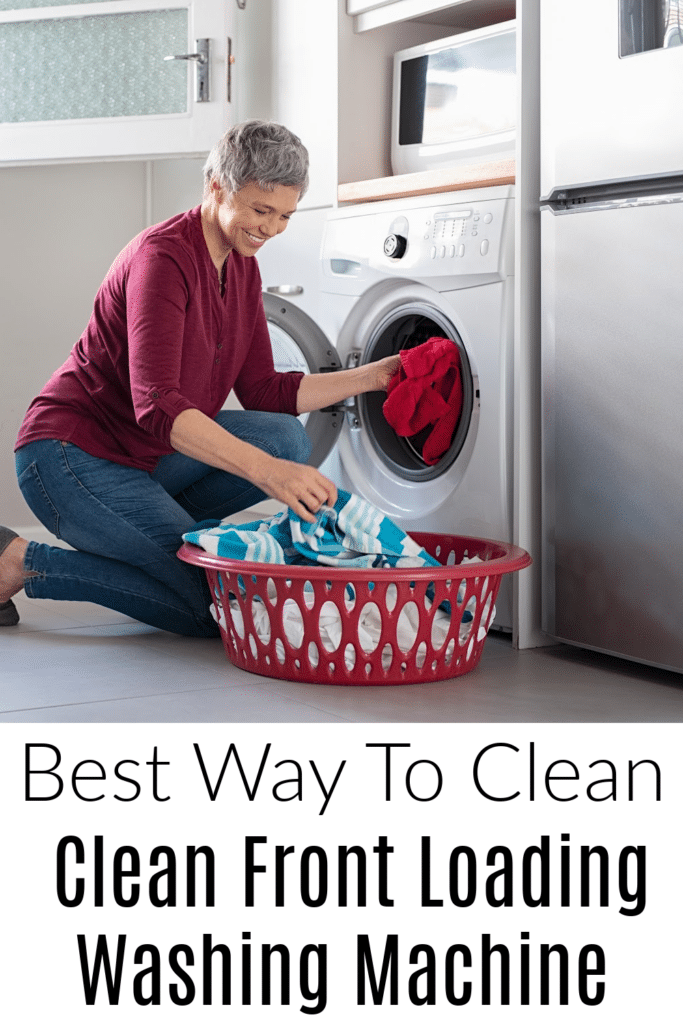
[164,39,210,102]
[266,285,304,296]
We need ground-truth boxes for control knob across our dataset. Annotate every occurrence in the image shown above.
[383,233,407,259]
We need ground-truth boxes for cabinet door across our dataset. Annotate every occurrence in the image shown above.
[0,0,234,164]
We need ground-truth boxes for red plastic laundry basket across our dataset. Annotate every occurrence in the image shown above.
[178,533,531,686]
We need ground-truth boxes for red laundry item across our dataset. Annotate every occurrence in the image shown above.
[383,337,463,465]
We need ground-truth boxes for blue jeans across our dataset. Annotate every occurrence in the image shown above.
[15,410,312,636]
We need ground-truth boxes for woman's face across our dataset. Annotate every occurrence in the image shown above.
[215,180,300,257]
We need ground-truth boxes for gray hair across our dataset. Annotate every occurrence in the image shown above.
[203,119,309,199]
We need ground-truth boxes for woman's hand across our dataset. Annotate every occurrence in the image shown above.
[169,409,336,523]
[296,353,401,414]
[371,353,401,391]
[255,457,338,524]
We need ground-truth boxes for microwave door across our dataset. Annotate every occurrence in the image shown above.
[540,0,683,197]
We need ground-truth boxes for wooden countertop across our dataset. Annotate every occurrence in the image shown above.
[337,159,515,204]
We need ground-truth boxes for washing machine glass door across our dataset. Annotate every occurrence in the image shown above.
[262,292,343,468]
[359,300,476,483]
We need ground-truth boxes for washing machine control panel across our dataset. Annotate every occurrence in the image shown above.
[379,199,510,277]
[421,205,502,267]
[322,187,513,283]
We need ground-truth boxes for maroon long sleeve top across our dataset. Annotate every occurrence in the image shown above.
[16,206,304,472]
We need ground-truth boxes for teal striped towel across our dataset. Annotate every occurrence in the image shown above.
[183,488,442,571]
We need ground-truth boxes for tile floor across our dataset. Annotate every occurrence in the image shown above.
[3,588,683,723]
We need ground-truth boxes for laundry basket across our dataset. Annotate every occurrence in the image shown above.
[178,533,531,686]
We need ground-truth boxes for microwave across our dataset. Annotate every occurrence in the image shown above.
[391,20,516,177]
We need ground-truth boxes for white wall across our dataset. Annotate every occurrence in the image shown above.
[1,161,146,530]
[236,0,274,123]
[150,157,205,223]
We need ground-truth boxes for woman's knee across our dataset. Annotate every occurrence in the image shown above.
[216,410,312,465]
[270,414,312,464]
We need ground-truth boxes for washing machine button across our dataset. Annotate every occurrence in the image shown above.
[384,233,408,259]
[430,246,437,259]
[480,239,490,256]
[448,244,455,257]
[458,243,466,257]
[484,213,493,224]
[438,245,446,258]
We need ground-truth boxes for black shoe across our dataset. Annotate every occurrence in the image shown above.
[0,599,19,626]
[0,526,20,626]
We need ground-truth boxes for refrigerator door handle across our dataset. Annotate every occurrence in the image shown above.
[541,173,683,212]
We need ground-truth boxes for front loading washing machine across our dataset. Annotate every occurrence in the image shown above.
[261,185,515,629]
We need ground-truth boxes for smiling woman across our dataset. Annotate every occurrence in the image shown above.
[203,181,301,266]
[1,120,398,637]
[201,120,308,267]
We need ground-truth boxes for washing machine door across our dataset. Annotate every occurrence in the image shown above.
[262,291,343,468]
[334,279,481,520]
[360,300,475,482]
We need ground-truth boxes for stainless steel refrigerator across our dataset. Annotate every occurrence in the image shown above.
[540,1,683,672]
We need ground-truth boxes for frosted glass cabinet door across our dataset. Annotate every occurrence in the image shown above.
[0,0,235,164]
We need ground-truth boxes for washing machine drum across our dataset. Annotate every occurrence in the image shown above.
[358,302,475,483]
[263,293,474,483]
[262,292,343,468]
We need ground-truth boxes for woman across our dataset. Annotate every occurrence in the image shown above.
[0,120,398,636]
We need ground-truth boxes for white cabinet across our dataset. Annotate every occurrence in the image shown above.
[237,0,337,210]
[271,0,337,209]
[346,0,395,11]
[346,0,515,33]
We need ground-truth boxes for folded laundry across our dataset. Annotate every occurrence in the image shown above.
[383,336,463,465]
